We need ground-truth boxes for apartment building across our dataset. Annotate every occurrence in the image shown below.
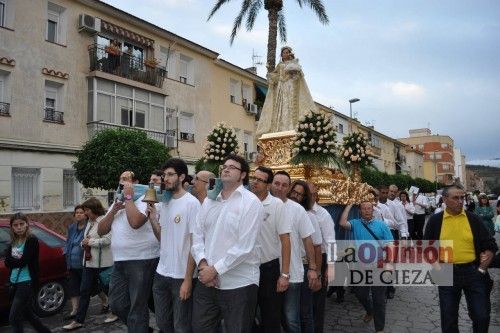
[0,0,265,213]
[399,128,456,185]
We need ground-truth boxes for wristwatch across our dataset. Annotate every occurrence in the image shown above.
[124,194,133,201]
[281,272,290,279]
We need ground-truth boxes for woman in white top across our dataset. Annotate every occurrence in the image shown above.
[399,191,415,239]
[64,198,114,330]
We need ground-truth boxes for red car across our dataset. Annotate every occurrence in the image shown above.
[0,219,68,316]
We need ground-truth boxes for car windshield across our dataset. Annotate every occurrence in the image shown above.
[0,227,10,257]
[31,226,66,248]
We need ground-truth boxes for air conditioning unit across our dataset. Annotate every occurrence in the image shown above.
[246,103,258,115]
[78,14,101,33]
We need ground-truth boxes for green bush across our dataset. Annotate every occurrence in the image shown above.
[73,128,170,190]
[361,167,439,193]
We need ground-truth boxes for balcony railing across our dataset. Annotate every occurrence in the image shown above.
[0,102,10,116]
[88,44,167,88]
[44,108,64,124]
[87,121,176,147]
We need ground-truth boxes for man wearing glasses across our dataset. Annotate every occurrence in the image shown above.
[424,185,497,333]
[191,170,216,204]
[191,154,264,332]
[249,166,292,332]
[147,158,201,333]
[271,171,319,333]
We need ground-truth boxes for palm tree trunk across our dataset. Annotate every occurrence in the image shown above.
[266,8,279,74]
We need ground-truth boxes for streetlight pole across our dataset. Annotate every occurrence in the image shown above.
[348,98,360,133]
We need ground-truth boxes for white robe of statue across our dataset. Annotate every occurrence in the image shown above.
[257,47,318,136]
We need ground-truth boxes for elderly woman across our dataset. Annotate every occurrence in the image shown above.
[256,46,318,135]
[475,193,495,236]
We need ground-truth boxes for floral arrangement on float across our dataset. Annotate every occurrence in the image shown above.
[290,110,338,166]
[340,131,372,181]
[198,122,239,174]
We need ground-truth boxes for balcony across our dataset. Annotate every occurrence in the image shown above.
[87,121,176,147]
[44,108,64,124]
[0,102,10,116]
[88,44,167,88]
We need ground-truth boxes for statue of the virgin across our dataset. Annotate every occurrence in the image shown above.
[257,46,318,136]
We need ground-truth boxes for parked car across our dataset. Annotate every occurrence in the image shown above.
[0,219,68,317]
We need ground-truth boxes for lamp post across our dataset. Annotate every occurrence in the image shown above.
[348,98,359,133]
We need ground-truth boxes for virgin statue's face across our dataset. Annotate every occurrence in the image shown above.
[281,48,292,61]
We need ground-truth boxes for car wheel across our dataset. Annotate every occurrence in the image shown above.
[33,280,67,317]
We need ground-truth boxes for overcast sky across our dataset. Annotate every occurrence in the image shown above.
[101,0,500,161]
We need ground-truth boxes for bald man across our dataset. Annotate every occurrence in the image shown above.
[191,170,215,204]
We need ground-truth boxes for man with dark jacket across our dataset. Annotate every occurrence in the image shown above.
[424,185,497,333]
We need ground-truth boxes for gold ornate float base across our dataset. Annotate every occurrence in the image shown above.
[256,131,373,205]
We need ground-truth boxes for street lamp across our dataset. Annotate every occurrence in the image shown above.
[348,98,359,133]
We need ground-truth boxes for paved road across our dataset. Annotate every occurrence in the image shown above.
[1,269,498,333]
[2,233,499,333]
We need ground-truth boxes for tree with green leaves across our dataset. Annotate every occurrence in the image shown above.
[73,128,170,190]
[207,0,329,73]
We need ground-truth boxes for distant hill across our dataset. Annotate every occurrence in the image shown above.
[466,164,500,194]
[467,158,500,168]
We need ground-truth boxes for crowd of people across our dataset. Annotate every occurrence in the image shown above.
[4,154,499,333]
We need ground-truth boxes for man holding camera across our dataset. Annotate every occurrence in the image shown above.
[98,171,160,333]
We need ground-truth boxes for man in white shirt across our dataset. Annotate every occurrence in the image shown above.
[412,190,429,240]
[191,154,263,332]
[250,166,292,333]
[271,172,319,333]
[288,180,322,333]
[147,158,201,333]
[191,170,216,204]
[308,182,336,333]
[98,171,160,333]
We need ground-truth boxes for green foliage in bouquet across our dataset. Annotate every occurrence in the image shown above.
[290,110,339,166]
[340,131,372,167]
[198,122,239,174]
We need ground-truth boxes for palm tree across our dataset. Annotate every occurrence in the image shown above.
[208,0,329,73]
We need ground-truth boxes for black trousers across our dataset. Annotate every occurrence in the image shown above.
[312,253,328,333]
[257,258,283,333]
[192,283,258,333]
[413,214,426,240]
[9,281,51,333]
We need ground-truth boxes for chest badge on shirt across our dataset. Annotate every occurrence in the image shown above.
[174,214,181,224]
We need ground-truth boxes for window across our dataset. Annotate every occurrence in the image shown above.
[418,144,424,150]
[0,71,9,116]
[230,79,239,103]
[47,2,66,44]
[179,54,193,85]
[90,78,165,131]
[44,81,63,123]
[243,132,254,159]
[371,135,381,148]
[441,143,448,149]
[442,164,450,171]
[0,1,6,28]
[12,168,40,211]
[242,84,251,105]
[179,112,194,141]
[337,123,344,134]
[63,170,78,208]
[0,0,13,29]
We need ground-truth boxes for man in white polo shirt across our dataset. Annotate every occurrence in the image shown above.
[147,158,201,333]
[271,171,319,333]
[98,170,160,333]
[191,154,264,332]
[250,166,292,332]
